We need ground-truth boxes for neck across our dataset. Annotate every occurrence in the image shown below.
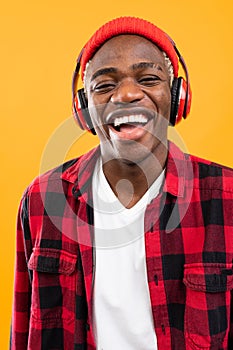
[102,141,168,208]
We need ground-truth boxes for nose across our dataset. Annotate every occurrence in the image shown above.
[111,79,144,104]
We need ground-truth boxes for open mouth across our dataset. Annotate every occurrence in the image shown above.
[105,107,155,140]
[112,114,149,132]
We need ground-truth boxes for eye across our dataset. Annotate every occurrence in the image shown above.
[92,81,116,93]
[138,75,161,87]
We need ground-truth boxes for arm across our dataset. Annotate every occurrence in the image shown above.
[10,193,32,350]
[228,291,233,348]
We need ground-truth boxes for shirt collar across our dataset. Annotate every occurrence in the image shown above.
[61,141,187,198]
[61,146,100,198]
[163,141,186,197]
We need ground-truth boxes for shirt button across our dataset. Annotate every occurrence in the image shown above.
[154,274,158,286]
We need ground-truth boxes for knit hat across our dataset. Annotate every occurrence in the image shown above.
[80,16,179,79]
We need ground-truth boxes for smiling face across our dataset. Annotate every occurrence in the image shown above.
[84,34,171,165]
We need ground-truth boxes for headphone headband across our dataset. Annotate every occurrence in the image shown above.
[172,44,190,119]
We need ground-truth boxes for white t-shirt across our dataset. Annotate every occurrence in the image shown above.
[92,158,164,349]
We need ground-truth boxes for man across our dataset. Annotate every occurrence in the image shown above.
[11,16,233,349]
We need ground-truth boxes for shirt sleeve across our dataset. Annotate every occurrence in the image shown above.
[228,290,233,349]
[10,193,32,350]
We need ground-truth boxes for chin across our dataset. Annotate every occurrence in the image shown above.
[117,142,158,165]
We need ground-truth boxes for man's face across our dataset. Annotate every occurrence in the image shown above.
[85,34,171,164]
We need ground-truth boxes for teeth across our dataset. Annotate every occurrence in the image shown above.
[113,114,148,127]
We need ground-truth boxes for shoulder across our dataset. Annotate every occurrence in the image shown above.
[24,157,80,197]
[167,142,233,194]
[22,145,100,200]
[187,153,233,193]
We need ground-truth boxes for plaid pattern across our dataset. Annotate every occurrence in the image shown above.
[11,142,233,350]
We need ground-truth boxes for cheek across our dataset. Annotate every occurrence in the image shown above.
[149,87,171,116]
[157,86,171,105]
[87,92,107,113]
[162,91,172,116]
[86,94,101,119]
[86,94,110,133]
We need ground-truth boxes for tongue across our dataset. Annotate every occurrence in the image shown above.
[119,123,142,133]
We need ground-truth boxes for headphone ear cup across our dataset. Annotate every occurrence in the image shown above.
[170,77,182,126]
[170,77,190,126]
[72,88,96,135]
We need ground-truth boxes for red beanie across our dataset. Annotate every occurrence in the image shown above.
[80,16,179,79]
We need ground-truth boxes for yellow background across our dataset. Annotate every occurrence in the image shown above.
[1,0,232,348]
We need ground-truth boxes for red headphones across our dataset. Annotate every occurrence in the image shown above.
[72,18,192,135]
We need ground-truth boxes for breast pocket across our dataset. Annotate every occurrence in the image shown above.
[183,263,233,350]
[28,247,77,327]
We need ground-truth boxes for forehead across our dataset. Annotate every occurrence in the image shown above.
[87,34,166,72]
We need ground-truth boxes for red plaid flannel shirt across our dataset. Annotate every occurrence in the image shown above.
[11,142,233,350]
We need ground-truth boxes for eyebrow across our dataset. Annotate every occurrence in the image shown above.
[91,67,118,81]
[131,62,163,71]
[90,61,163,82]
